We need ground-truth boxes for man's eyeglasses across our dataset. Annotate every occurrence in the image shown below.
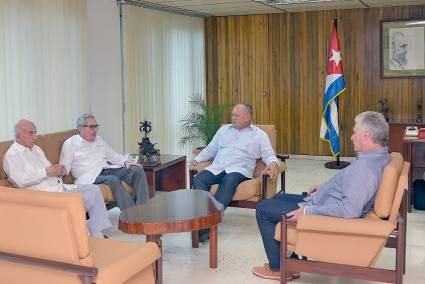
[80,124,99,130]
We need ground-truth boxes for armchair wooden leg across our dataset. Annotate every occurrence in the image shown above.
[147,235,162,284]
[189,169,196,189]
[403,192,407,275]
[261,174,268,201]
[191,230,199,248]
[280,215,288,284]
[396,217,405,284]
[277,154,288,193]
[79,276,91,284]
[280,171,286,193]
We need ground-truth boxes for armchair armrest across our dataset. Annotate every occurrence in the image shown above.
[260,160,288,200]
[296,215,396,238]
[276,154,289,162]
[189,160,212,188]
[0,251,97,284]
[276,154,289,193]
[191,161,212,173]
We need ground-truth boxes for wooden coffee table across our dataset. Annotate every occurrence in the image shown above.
[118,190,224,284]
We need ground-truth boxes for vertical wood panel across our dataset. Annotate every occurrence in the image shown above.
[206,5,425,156]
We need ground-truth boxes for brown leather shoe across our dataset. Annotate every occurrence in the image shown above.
[253,264,300,281]
[263,263,300,279]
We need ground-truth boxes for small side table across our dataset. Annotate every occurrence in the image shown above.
[403,136,425,212]
[142,154,186,197]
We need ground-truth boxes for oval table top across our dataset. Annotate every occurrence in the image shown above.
[119,189,224,235]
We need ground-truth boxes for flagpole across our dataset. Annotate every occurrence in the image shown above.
[324,98,350,169]
[322,17,350,170]
[324,93,349,169]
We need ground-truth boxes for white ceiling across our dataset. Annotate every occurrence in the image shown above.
[126,0,425,16]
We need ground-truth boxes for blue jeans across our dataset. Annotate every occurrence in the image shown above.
[192,170,249,208]
[256,193,305,271]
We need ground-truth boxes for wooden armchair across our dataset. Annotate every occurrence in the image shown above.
[276,152,409,284]
[189,125,288,209]
[0,187,161,284]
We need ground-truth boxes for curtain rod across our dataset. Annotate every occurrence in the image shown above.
[119,0,209,18]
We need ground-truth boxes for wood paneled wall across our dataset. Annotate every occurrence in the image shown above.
[206,5,425,156]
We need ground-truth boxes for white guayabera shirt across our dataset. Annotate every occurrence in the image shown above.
[194,124,279,178]
[60,135,126,185]
[3,142,72,192]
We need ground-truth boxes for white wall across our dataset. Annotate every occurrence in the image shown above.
[86,0,124,152]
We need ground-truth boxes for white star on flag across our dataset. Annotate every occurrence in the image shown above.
[329,49,341,67]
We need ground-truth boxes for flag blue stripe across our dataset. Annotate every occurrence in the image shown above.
[322,75,346,156]
[323,76,346,112]
[323,98,340,154]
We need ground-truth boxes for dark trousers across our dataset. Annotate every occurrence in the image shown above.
[192,170,249,208]
[256,193,305,271]
[95,165,149,210]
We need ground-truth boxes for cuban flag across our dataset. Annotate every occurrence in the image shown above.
[320,19,346,156]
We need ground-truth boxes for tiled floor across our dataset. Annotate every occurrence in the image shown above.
[105,156,425,283]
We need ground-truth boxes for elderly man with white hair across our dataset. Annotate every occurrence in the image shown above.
[3,119,111,238]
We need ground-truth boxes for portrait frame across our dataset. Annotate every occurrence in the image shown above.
[381,19,425,78]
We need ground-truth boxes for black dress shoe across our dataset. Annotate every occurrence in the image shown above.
[199,229,210,242]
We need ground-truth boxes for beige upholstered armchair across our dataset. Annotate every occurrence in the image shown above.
[0,187,161,284]
[189,125,288,209]
[276,152,409,284]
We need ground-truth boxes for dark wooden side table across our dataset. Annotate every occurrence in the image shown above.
[142,154,186,197]
[118,190,224,284]
[389,120,425,154]
[403,136,425,212]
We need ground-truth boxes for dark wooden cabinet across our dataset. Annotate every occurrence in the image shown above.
[388,121,425,155]
[390,121,425,212]
[143,155,186,197]
[403,138,425,212]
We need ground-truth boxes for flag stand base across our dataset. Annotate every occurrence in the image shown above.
[324,156,350,169]
[324,160,350,169]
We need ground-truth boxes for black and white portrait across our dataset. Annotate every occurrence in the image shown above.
[389,27,424,70]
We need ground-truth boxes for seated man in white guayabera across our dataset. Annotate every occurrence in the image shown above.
[191,103,279,242]
[3,119,111,238]
[60,113,149,211]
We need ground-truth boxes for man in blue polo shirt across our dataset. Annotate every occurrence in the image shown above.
[253,111,390,281]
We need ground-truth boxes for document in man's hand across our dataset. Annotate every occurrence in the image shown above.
[127,154,139,164]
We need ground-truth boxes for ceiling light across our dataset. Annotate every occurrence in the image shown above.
[406,21,425,26]
[256,0,334,4]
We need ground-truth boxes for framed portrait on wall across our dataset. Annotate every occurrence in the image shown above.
[381,19,425,78]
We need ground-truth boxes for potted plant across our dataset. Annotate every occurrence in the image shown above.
[179,94,230,150]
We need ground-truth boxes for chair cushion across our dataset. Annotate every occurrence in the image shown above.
[42,130,78,164]
[253,160,266,178]
[90,238,160,284]
[256,125,277,152]
[0,139,14,181]
[98,182,133,203]
[210,177,261,201]
[373,152,403,219]
[0,187,92,265]
[274,222,298,246]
